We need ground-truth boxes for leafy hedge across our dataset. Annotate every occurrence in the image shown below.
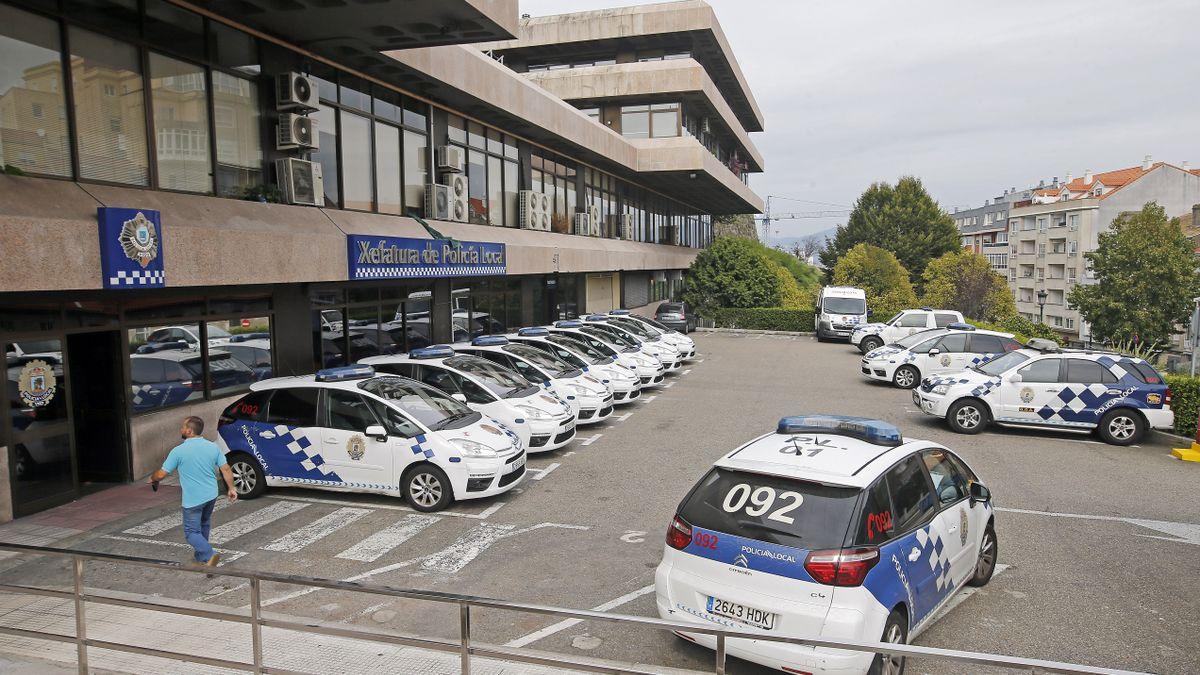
[1165,375,1200,439]
[709,308,814,332]
[967,316,1065,346]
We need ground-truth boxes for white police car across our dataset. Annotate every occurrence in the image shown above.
[656,415,996,674]
[509,327,643,405]
[582,314,683,371]
[607,310,697,360]
[454,336,615,425]
[850,309,965,354]
[860,324,1021,389]
[361,346,577,452]
[913,339,1174,446]
[215,366,526,511]
[549,320,667,388]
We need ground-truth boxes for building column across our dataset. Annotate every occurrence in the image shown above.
[432,279,454,343]
[520,276,537,326]
[273,285,314,375]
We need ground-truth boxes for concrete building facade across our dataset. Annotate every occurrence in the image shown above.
[0,0,762,521]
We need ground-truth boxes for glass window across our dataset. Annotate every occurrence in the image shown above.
[402,129,426,216]
[373,90,400,123]
[324,390,378,431]
[969,334,1005,354]
[265,387,319,427]
[446,114,466,144]
[1126,362,1164,385]
[650,103,679,138]
[207,346,255,398]
[1065,359,1117,384]
[312,104,339,206]
[620,105,649,139]
[374,121,401,214]
[144,0,205,60]
[340,110,372,210]
[338,82,370,113]
[149,53,211,193]
[0,6,71,177]
[212,71,262,198]
[855,478,895,545]
[363,397,421,437]
[503,134,518,159]
[128,324,205,413]
[212,23,259,75]
[70,28,148,185]
[935,333,968,353]
[1017,358,1061,383]
[898,313,927,328]
[922,449,970,506]
[467,120,485,149]
[487,155,503,226]
[503,160,518,228]
[402,97,426,130]
[933,313,958,328]
[467,148,486,225]
[885,456,936,533]
[66,0,139,35]
[311,73,336,102]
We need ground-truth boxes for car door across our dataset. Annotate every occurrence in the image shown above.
[927,333,970,375]
[883,455,942,627]
[921,449,972,590]
[1058,358,1121,426]
[258,387,327,484]
[999,357,1063,423]
[893,312,929,341]
[319,389,393,491]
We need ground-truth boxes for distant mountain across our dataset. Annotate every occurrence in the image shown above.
[768,227,839,252]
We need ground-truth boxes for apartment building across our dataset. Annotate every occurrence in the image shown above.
[1007,158,1200,343]
[954,188,1034,273]
[0,0,763,520]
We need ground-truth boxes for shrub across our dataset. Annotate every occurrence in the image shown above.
[968,316,1064,346]
[1165,375,1200,438]
[831,243,919,318]
[683,237,782,315]
[710,308,814,332]
[775,267,809,310]
[762,246,822,289]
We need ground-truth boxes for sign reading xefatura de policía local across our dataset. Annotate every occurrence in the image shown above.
[97,207,165,289]
[347,235,505,279]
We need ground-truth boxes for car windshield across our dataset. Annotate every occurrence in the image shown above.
[823,297,867,315]
[678,467,860,550]
[208,325,232,339]
[549,334,611,364]
[359,377,479,430]
[633,315,671,332]
[14,340,61,355]
[583,324,639,348]
[612,318,657,339]
[504,343,578,378]
[884,312,902,325]
[893,331,939,348]
[974,350,1031,375]
[444,355,531,397]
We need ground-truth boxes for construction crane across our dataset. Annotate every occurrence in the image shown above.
[757,195,851,244]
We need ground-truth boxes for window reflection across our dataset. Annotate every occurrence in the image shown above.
[70,27,149,185]
[0,6,71,177]
[213,71,262,197]
[150,53,211,193]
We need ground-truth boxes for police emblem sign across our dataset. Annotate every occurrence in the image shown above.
[347,235,505,280]
[98,207,165,289]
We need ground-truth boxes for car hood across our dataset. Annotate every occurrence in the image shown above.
[919,369,1002,394]
[516,389,573,417]
[449,417,522,454]
[864,344,907,360]
[852,322,887,336]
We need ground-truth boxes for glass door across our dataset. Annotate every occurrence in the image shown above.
[6,337,76,516]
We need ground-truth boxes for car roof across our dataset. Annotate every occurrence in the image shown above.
[250,372,414,393]
[900,327,1014,344]
[821,286,865,297]
[716,432,937,488]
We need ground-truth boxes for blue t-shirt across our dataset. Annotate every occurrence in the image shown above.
[162,437,227,508]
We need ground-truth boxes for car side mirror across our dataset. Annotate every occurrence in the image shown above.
[451,393,467,403]
[1008,373,1023,384]
[969,482,991,507]
[365,424,388,442]
[928,348,941,356]
[866,309,874,317]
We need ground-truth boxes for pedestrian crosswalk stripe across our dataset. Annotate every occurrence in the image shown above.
[261,507,371,553]
[123,500,232,536]
[210,501,309,545]
[335,514,440,562]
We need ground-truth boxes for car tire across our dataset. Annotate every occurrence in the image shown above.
[227,452,267,499]
[868,609,908,675]
[1096,408,1145,446]
[968,525,998,587]
[403,464,454,512]
[892,365,920,389]
[861,336,884,354]
[946,398,989,434]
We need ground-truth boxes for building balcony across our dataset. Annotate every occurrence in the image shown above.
[630,136,764,213]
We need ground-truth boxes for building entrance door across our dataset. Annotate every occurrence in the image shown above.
[66,331,128,487]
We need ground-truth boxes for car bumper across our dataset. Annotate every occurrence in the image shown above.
[458,452,526,498]
[613,387,641,405]
[913,389,951,416]
[577,397,615,425]
[859,359,894,382]
[658,320,688,332]
[640,373,667,388]
[1143,408,1175,430]
[526,416,577,452]
[818,321,854,340]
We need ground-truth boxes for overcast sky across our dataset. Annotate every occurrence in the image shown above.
[518,0,1200,240]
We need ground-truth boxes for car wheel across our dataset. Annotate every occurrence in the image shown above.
[227,453,267,499]
[861,336,884,353]
[403,464,453,512]
[868,609,908,675]
[892,365,920,389]
[947,399,988,434]
[968,525,998,587]
[1097,408,1145,446]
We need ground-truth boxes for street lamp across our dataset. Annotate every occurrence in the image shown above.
[1036,289,1048,324]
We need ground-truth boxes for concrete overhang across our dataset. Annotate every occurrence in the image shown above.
[477,0,763,133]
[524,59,763,172]
[631,137,763,214]
[175,0,518,54]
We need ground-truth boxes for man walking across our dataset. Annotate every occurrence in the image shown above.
[149,416,237,567]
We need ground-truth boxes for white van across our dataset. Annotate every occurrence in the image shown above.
[814,286,869,341]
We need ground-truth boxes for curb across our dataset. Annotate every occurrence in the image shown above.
[695,327,816,337]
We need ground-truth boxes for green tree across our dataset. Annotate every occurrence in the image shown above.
[921,249,1016,321]
[831,243,919,319]
[683,236,781,315]
[764,246,823,289]
[1068,202,1200,346]
[820,176,959,283]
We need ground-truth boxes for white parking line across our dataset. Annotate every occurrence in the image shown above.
[505,584,656,648]
[932,564,1009,621]
[209,501,309,545]
[642,395,657,402]
[616,412,634,422]
[277,494,506,520]
[261,507,370,553]
[528,463,560,481]
[336,514,440,563]
[996,507,1200,544]
[682,369,692,375]
[124,501,232,536]
[102,535,247,565]
[662,382,675,389]
[580,434,603,446]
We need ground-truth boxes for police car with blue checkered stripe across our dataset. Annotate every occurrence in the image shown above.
[582,314,684,371]
[606,309,698,360]
[508,327,644,405]
[655,416,996,674]
[860,324,1021,389]
[913,338,1174,445]
[549,320,667,387]
[215,366,526,512]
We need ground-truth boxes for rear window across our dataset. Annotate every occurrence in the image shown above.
[222,390,271,422]
[1126,361,1163,384]
[678,468,860,550]
[933,313,959,328]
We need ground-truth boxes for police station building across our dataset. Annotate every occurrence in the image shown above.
[0,0,763,520]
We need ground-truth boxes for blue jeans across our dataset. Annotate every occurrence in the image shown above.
[181,499,217,563]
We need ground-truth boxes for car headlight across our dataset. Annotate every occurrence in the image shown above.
[516,404,551,420]
[449,438,498,458]
[932,384,950,395]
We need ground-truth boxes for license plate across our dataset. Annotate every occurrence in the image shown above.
[912,391,921,405]
[505,455,526,474]
[705,596,774,630]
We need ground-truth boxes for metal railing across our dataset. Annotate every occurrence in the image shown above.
[0,542,1142,675]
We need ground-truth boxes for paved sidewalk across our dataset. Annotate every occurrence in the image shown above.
[0,480,178,553]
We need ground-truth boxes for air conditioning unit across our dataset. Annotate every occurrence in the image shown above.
[436,145,465,173]
[519,190,551,231]
[276,113,317,151]
[443,172,468,222]
[618,213,633,240]
[275,158,323,206]
[425,183,451,220]
[276,72,319,113]
[572,212,591,236]
[587,204,600,228]
[701,117,711,134]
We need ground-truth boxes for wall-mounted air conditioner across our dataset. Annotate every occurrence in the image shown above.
[443,172,468,222]
[436,145,465,173]
[425,183,451,220]
[572,212,591,236]
[276,113,317,151]
[619,213,633,240]
[276,72,319,113]
[275,158,323,206]
[519,190,551,231]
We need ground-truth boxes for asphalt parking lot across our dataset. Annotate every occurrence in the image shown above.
[3,331,1199,674]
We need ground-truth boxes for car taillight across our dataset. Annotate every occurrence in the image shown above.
[804,547,879,586]
[665,515,692,550]
[1165,388,1173,406]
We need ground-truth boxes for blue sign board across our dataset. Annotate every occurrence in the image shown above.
[97,207,165,289]
[347,235,506,280]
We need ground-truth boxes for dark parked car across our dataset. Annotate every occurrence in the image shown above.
[654,302,695,333]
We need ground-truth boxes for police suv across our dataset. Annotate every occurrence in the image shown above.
[453,336,615,425]
[362,346,577,452]
[508,327,643,405]
[850,309,965,354]
[655,416,996,674]
[607,310,698,360]
[913,339,1174,445]
[549,320,667,387]
[860,324,1021,389]
[215,366,526,512]
[583,314,683,371]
